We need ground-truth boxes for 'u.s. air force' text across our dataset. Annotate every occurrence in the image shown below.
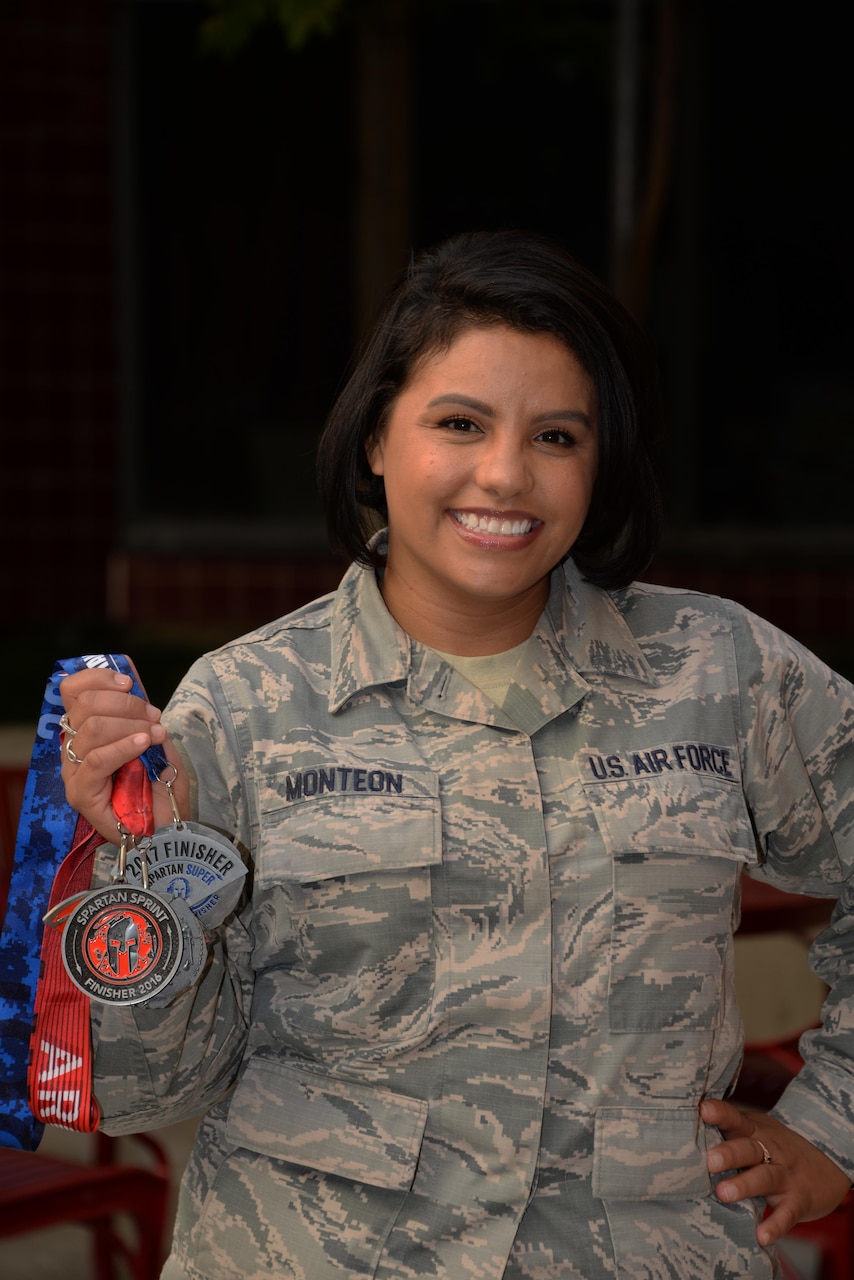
[586,742,735,781]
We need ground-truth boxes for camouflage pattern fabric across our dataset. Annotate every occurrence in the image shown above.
[90,551,854,1279]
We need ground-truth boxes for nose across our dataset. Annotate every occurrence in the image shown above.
[474,431,531,498]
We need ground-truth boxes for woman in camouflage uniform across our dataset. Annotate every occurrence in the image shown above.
[61,231,853,1279]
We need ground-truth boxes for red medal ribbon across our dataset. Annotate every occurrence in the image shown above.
[27,758,153,1132]
[111,757,156,838]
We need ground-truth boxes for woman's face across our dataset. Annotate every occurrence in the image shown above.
[367,324,598,651]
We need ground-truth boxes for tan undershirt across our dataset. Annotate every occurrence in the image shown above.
[431,639,530,708]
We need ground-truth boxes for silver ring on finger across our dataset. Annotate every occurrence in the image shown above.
[59,713,77,737]
[756,1138,772,1165]
[65,739,85,765]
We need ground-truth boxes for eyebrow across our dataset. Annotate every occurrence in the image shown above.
[425,393,594,431]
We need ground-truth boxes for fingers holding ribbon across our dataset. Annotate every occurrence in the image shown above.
[58,666,176,843]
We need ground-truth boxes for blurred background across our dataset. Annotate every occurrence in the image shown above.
[1,0,853,715]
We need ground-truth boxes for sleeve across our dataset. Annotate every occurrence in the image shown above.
[91,655,256,1134]
[731,603,854,1181]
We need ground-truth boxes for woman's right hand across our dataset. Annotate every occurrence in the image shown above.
[59,665,188,843]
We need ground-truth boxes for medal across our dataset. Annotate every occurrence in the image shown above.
[60,881,186,1006]
[23,656,226,1142]
[47,820,209,1007]
[123,821,247,927]
[42,718,244,1010]
[118,765,247,928]
[143,893,209,1008]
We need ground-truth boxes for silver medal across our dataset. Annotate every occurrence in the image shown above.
[50,825,210,1008]
[121,820,247,926]
[59,881,187,1006]
[141,894,208,1007]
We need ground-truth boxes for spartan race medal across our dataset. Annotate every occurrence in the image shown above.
[117,769,247,927]
[44,764,224,1008]
[120,772,245,926]
[122,821,246,925]
[142,894,208,1008]
[55,824,208,1007]
[60,881,186,1006]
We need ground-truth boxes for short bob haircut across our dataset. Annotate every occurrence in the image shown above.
[316,228,663,589]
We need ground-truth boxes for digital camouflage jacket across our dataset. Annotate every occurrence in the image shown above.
[91,555,854,1279]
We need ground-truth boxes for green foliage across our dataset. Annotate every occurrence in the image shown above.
[200,0,346,55]
[198,1,612,70]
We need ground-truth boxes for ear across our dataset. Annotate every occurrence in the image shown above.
[365,431,385,477]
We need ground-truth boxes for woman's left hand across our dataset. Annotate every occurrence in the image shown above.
[701,1097,851,1246]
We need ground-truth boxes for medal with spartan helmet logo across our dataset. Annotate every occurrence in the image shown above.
[61,882,185,1006]
[47,756,211,1007]
[52,821,209,1007]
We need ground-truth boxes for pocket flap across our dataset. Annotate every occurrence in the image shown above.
[593,1106,711,1200]
[226,1053,428,1191]
[582,756,755,864]
[257,761,442,883]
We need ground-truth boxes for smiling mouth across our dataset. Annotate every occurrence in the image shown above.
[452,511,536,537]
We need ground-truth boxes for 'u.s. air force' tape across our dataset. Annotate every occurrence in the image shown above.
[120,822,247,927]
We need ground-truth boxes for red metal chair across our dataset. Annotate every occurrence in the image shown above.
[0,1129,171,1279]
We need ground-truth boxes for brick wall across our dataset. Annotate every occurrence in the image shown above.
[105,549,346,635]
[0,0,114,621]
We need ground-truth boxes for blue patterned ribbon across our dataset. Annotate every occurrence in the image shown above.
[0,654,167,1149]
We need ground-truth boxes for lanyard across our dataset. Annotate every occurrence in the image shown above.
[0,654,166,1150]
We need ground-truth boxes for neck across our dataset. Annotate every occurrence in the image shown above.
[377,573,549,656]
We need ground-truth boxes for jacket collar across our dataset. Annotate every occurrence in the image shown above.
[329,539,658,719]
[329,544,411,713]
[555,559,658,684]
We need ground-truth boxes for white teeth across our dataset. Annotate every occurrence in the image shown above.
[454,511,533,536]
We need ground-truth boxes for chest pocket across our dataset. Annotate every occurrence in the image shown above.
[582,762,756,1034]
[253,761,442,1053]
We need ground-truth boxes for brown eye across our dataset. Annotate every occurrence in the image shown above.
[536,428,576,447]
[440,416,480,433]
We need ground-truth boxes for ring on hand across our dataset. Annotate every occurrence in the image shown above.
[756,1138,772,1165]
[59,713,77,737]
[65,739,85,765]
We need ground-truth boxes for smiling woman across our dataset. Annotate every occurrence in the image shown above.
[55,230,854,1280]
[317,229,664,591]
